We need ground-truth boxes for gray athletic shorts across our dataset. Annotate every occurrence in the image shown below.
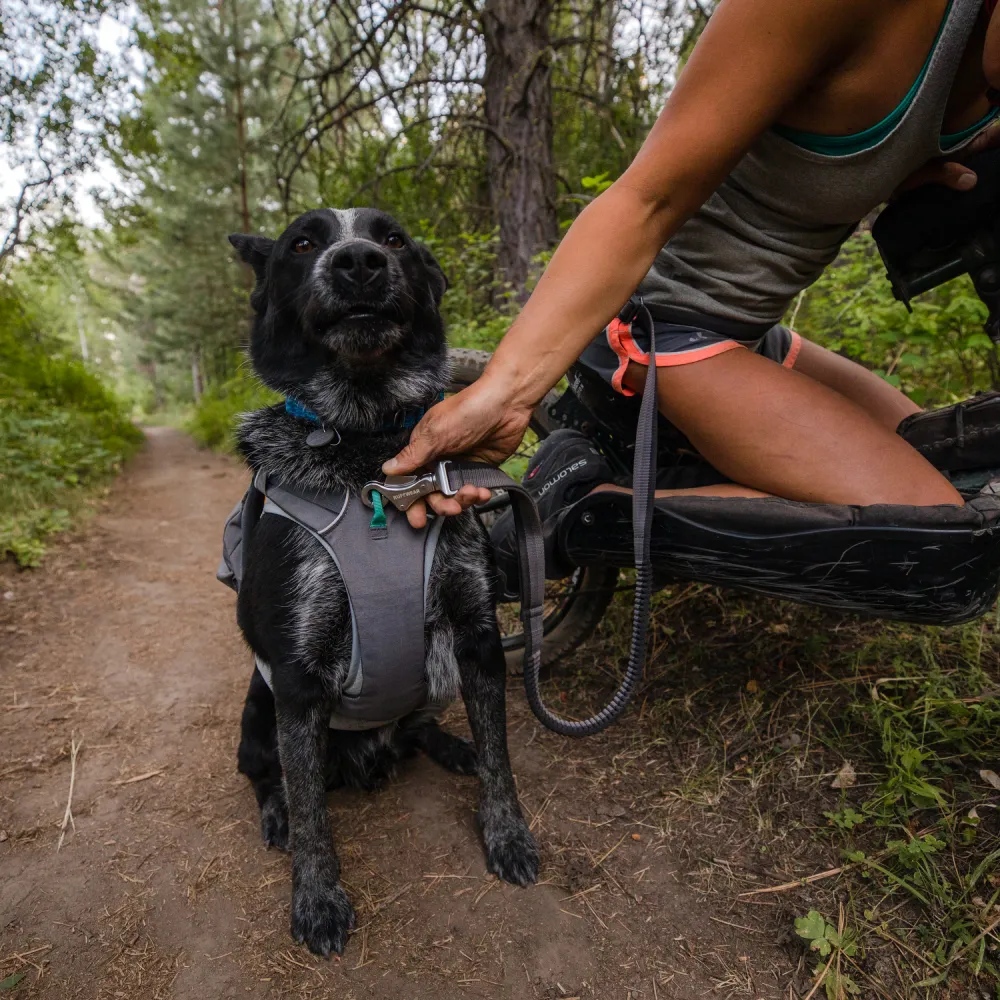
[578,312,802,396]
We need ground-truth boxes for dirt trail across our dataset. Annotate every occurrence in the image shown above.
[0,428,792,999]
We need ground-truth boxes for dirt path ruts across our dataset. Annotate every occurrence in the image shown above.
[0,428,790,999]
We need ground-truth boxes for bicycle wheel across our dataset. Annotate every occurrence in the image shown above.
[447,347,619,673]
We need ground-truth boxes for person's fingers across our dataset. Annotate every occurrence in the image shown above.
[385,380,508,475]
[896,160,978,195]
[403,485,492,528]
[938,161,978,191]
[426,492,464,517]
[384,425,438,476]
[422,486,491,518]
[405,499,428,530]
[452,485,492,506]
[963,119,1000,156]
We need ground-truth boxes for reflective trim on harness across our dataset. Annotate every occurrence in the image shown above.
[254,493,445,729]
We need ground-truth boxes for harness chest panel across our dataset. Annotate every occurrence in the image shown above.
[219,472,443,729]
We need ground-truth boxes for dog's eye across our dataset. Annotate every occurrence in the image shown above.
[384,233,405,250]
[292,238,314,254]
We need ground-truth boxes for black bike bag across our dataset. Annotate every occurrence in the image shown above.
[559,486,1000,626]
[898,391,1000,473]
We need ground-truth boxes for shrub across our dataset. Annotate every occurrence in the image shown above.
[0,290,142,566]
[186,370,279,453]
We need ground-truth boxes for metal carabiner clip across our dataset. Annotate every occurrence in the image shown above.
[361,459,457,512]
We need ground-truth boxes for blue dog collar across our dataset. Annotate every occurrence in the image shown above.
[285,394,443,432]
[285,397,322,423]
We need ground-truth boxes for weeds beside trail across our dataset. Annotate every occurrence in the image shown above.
[0,303,141,566]
[185,371,278,453]
[546,584,1000,997]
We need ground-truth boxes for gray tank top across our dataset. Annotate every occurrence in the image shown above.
[639,0,992,327]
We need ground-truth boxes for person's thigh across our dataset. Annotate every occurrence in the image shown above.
[621,348,961,506]
[789,336,921,430]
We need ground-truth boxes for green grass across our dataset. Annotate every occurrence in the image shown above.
[554,585,1000,997]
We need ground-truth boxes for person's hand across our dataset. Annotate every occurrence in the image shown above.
[895,120,1000,195]
[384,373,535,528]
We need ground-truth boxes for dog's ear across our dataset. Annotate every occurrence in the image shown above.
[228,233,274,283]
[416,243,448,307]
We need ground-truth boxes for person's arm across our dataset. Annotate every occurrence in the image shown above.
[390,0,871,527]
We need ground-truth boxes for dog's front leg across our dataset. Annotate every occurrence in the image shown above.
[275,697,355,956]
[456,624,540,886]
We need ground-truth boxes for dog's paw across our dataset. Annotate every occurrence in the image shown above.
[290,878,355,957]
[434,734,478,776]
[420,726,479,776]
[484,816,540,887]
[260,794,289,851]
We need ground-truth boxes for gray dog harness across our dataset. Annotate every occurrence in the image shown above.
[218,469,446,729]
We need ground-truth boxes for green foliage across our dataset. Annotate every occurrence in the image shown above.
[1,0,127,263]
[795,910,861,999]
[0,971,26,992]
[793,232,1000,407]
[101,0,289,402]
[186,371,279,453]
[851,632,1000,820]
[824,807,866,831]
[814,622,1000,987]
[418,227,515,350]
[581,172,614,195]
[0,283,140,566]
[795,909,859,959]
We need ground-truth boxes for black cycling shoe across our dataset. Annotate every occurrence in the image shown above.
[490,429,613,599]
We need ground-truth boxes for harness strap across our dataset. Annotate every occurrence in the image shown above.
[442,300,656,737]
[239,475,267,583]
[369,490,388,530]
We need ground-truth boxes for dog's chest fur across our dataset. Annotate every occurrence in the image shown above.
[237,406,496,710]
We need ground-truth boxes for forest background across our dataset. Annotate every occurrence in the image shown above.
[7,0,1000,567]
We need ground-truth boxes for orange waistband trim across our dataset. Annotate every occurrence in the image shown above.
[606,318,744,396]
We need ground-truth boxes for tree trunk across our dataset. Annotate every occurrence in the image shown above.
[191,348,203,403]
[219,0,251,234]
[482,0,558,302]
[76,309,88,362]
[231,0,251,235]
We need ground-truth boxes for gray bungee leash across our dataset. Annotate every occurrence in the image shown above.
[364,298,657,737]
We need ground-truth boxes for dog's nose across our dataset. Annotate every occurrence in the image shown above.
[330,242,388,294]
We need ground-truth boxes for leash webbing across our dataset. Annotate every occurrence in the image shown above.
[444,303,656,736]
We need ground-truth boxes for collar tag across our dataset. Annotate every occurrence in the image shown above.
[306,427,341,448]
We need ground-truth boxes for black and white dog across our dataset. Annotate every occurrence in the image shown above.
[229,208,539,957]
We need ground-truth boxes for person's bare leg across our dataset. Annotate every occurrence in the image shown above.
[788,336,921,430]
[620,348,962,506]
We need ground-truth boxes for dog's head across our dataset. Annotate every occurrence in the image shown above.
[229,208,448,428]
